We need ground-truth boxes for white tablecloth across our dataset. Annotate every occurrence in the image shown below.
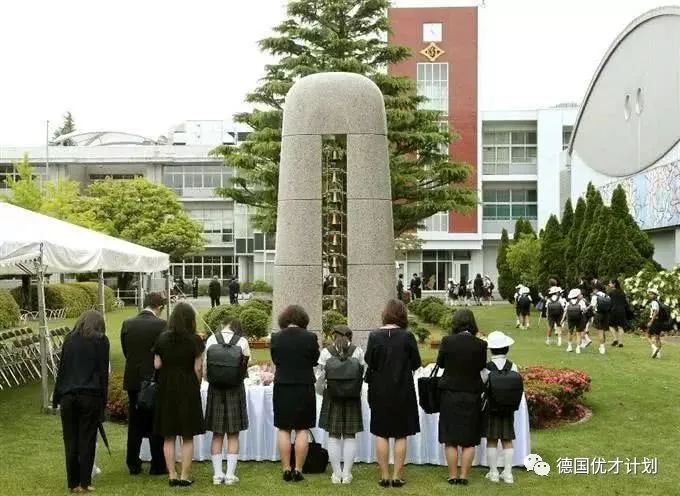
[141,375,531,467]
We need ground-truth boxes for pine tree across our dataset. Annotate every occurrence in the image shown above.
[52,112,76,145]
[513,218,536,242]
[496,228,514,302]
[538,214,565,289]
[579,221,602,280]
[604,219,644,279]
[610,184,654,260]
[561,198,574,236]
[578,187,603,254]
[212,0,475,235]
[594,206,612,278]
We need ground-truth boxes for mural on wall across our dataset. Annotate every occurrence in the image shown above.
[600,159,680,231]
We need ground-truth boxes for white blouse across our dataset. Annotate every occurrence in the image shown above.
[480,354,519,384]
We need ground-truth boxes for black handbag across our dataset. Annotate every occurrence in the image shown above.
[290,431,328,474]
[418,365,441,414]
[137,371,159,412]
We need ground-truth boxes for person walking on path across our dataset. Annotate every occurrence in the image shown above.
[209,275,222,308]
[191,277,199,299]
[607,279,628,348]
[228,277,240,305]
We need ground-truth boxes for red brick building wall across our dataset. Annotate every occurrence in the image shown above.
[388,7,478,233]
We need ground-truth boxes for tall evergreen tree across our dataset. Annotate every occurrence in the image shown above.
[561,198,574,236]
[496,228,514,301]
[213,0,475,235]
[564,197,587,284]
[52,112,76,145]
[578,187,603,253]
[538,214,565,289]
[594,206,612,278]
[513,218,536,242]
[579,221,602,280]
[603,219,644,279]
[610,184,654,260]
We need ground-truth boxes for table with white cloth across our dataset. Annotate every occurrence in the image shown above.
[141,369,531,467]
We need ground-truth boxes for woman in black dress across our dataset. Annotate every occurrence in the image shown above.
[271,305,320,483]
[53,310,109,493]
[437,309,487,485]
[153,302,205,487]
[608,279,628,348]
[365,299,421,488]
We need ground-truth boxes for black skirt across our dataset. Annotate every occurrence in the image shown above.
[273,383,316,430]
[593,312,610,330]
[439,390,482,447]
[483,412,515,441]
[205,383,248,434]
[609,310,627,329]
[318,390,363,437]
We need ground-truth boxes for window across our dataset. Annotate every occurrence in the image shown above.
[0,164,45,191]
[162,165,231,196]
[482,188,537,220]
[416,63,448,114]
[562,126,573,150]
[422,211,449,232]
[421,250,451,291]
[482,128,538,174]
[89,174,139,181]
[171,255,238,282]
[423,23,443,42]
[187,207,234,245]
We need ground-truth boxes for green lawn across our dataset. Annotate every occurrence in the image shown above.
[0,305,677,495]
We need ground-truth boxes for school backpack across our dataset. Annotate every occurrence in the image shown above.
[325,345,363,399]
[566,302,583,322]
[447,284,456,297]
[546,298,564,319]
[206,332,245,388]
[518,294,531,308]
[486,360,524,415]
[657,302,672,329]
[596,294,612,313]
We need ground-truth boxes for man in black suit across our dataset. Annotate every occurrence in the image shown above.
[121,292,167,475]
[209,275,222,307]
[228,277,240,305]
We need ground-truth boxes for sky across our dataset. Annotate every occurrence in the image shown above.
[0,0,668,145]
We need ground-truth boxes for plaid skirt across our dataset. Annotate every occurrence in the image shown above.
[205,383,249,434]
[318,390,363,437]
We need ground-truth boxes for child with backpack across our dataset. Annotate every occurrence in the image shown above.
[545,286,566,346]
[204,318,250,485]
[589,283,611,355]
[562,289,587,353]
[482,331,523,485]
[516,287,532,330]
[646,288,669,359]
[513,285,523,328]
[316,326,365,484]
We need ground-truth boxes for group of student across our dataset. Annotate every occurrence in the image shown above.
[514,277,671,358]
[397,272,495,307]
[52,295,526,491]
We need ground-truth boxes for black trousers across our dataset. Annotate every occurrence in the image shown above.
[126,391,165,473]
[192,288,198,299]
[211,296,220,307]
[229,293,238,305]
[60,393,101,489]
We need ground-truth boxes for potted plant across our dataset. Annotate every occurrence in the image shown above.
[241,307,271,348]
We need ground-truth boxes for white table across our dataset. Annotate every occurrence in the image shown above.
[141,372,530,467]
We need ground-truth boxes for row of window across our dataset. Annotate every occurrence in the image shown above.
[482,189,538,220]
[171,256,238,281]
[163,165,231,194]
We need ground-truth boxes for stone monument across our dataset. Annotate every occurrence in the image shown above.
[273,72,395,346]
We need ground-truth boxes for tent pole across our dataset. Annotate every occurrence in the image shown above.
[98,269,106,318]
[165,270,172,320]
[137,273,144,313]
[37,259,50,413]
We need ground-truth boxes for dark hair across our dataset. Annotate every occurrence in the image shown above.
[228,318,243,336]
[490,346,509,356]
[594,282,605,292]
[450,309,479,335]
[168,302,197,335]
[382,299,408,328]
[413,273,418,277]
[399,274,403,279]
[144,292,166,310]
[610,279,621,290]
[548,278,558,287]
[278,305,310,329]
[331,325,352,357]
[72,310,106,338]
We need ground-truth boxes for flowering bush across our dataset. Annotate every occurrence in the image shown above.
[624,265,680,330]
[106,372,129,422]
[522,366,591,428]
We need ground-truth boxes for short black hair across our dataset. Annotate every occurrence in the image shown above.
[490,346,509,355]
[413,273,418,277]
[399,274,403,278]
[450,309,479,336]
[144,292,165,309]
[278,305,310,329]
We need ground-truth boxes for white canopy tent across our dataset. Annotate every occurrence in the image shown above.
[0,202,171,410]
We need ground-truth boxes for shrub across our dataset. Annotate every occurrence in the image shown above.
[407,299,423,315]
[0,289,20,329]
[421,301,447,324]
[322,310,347,339]
[11,282,114,318]
[624,265,680,331]
[77,282,115,313]
[251,280,273,293]
[242,298,272,315]
[106,371,129,422]
[413,324,431,344]
[241,281,253,294]
[240,307,270,340]
[438,310,455,332]
[203,304,242,333]
[522,366,591,428]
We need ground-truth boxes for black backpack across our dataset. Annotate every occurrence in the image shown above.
[517,294,531,308]
[657,302,672,329]
[447,284,456,297]
[206,332,245,388]
[546,298,564,319]
[325,345,363,399]
[566,302,583,322]
[596,294,612,313]
[486,360,524,415]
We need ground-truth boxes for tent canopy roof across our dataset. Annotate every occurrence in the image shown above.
[0,203,170,275]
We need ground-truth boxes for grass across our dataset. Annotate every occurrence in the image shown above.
[0,305,677,495]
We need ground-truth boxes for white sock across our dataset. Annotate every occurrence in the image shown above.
[226,453,238,478]
[342,437,357,478]
[211,454,224,477]
[328,437,343,477]
[503,447,514,474]
[487,446,498,472]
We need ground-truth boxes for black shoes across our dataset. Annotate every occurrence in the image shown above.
[283,470,293,482]
[168,479,180,487]
[292,470,305,482]
[447,478,468,485]
[178,480,193,487]
[379,479,391,487]
[128,466,142,476]
[611,340,619,346]
[391,479,406,488]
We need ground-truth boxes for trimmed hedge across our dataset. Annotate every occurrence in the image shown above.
[0,289,21,329]
[251,280,273,293]
[240,307,270,339]
[10,282,114,318]
[408,317,431,344]
[242,298,273,315]
[523,366,591,428]
[203,304,242,333]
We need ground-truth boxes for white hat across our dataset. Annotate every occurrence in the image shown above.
[487,331,515,349]
[519,286,531,294]
[548,286,561,295]
[647,287,659,296]
[515,284,523,289]
[568,288,581,299]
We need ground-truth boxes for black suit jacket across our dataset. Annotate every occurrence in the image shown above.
[121,311,166,391]
[271,327,320,385]
[436,332,488,393]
